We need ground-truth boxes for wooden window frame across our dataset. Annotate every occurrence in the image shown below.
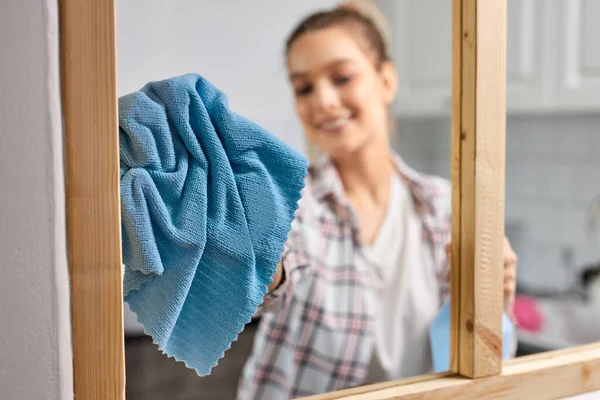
[60,0,600,399]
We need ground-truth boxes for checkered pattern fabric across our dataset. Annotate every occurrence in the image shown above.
[237,154,452,399]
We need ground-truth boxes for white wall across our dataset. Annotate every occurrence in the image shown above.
[0,1,72,399]
[116,0,339,153]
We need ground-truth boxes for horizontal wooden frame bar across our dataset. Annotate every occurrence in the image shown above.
[303,342,600,399]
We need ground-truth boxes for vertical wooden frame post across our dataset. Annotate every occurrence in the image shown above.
[60,0,125,399]
[450,0,507,378]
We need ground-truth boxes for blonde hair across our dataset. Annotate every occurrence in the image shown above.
[337,0,392,55]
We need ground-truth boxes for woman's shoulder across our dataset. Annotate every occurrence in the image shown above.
[421,174,451,223]
[289,164,344,233]
[420,173,451,197]
[393,154,450,198]
[295,171,327,216]
[400,166,451,221]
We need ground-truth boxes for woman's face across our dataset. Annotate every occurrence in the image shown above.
[287,27,397,160]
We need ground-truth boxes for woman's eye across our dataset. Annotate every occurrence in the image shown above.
[295,85,312,96]
[333,76,351,85]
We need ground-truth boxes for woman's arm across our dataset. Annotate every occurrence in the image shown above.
[254,181,317,316]
[267,262,285,294]
[254,237,310,316]
[256,261,290,315]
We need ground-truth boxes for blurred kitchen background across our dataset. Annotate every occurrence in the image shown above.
[373,0,600,358]
[119,0,600,398]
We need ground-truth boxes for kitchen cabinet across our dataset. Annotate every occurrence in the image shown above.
[384,0,453,117]
[374,0,600,117]
[505,0,555,112]
[556,0,600,111]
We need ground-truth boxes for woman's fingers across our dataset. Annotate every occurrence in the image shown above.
[502,237,518,316]
[504,274,516,292]
[445,238,518,309]
[503,236,518,267]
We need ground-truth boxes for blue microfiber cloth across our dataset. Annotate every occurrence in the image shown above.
[119,73,308,376]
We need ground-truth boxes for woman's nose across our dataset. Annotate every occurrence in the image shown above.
[312,83,340,112]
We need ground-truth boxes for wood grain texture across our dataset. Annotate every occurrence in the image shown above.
[457,0,506,378]
[300,373,452,400]
[299,343,600,400]
[473,0,506,376]
[60,0,125,399]
[458,0,478,378]
[449,0,464,375]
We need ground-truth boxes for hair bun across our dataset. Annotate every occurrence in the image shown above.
[336,0,392,53]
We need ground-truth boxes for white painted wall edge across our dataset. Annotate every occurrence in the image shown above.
[45,0,74,398]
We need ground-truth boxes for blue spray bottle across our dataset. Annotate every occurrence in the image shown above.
[429,300,515,372]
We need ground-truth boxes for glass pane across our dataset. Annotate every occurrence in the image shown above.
[118,0,454,398]
[505,0,600,359]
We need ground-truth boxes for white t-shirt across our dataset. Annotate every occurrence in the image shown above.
[359,173,441,383]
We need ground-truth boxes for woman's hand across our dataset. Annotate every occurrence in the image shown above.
[267,262,285,294]
[501,237,518,318]
[445,237,518,317]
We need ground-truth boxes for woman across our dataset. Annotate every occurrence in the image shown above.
[237,5,518,399]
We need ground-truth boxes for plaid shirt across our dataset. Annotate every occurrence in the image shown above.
[237,154,452,399]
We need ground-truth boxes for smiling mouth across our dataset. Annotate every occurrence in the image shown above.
[316,115,354,133]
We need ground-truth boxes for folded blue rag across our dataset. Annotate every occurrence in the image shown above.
[119,73,308,376]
